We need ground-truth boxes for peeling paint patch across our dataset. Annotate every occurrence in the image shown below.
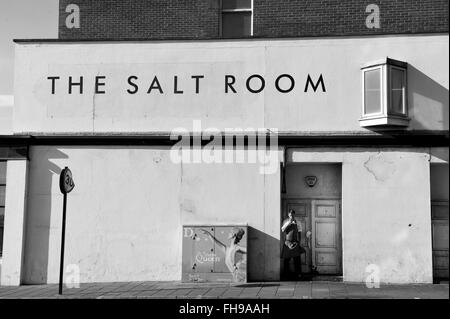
[363,153,396,182]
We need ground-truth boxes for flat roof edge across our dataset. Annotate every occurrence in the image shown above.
[13,31,449,44]
[3,130,449,137]
[0,131,448,148]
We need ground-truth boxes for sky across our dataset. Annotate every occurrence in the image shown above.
[0,0,58,106]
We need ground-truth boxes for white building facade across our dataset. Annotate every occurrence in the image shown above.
[0,33,448,285]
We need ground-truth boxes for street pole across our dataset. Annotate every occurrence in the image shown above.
[58,166,74,295]
[59,192,67,295]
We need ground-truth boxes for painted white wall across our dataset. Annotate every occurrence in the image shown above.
[18,145,447,284]
[288,147,448,284]
[0,160,28,286]
[0,95,13,135]
[13,35,448,134]
[285,164,341,199]
[21,146,282,284]
[342,151,432,284]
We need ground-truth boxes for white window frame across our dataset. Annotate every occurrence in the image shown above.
[361,65,384,117]
[220,0,254,37]
[360,58,409,127]
[387,65,408,117]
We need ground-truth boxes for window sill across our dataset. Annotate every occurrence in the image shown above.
[359,115,410,127]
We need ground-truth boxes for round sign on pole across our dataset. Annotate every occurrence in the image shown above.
[58,166,74,295]
[59,167,75,194]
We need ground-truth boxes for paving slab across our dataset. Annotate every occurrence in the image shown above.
[276,286,295,298]
[221,287,244,298]
[166,288,193,298]
[185,288,211,298]
[312,282,330,298]
[149,289,177,298]
[294,282,312,298]
[0,281,448,299]
[203,287,228,298]
[257,286,278,298]
[239,287,263,298]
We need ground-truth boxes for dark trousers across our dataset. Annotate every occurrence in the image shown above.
[283,256,302,277]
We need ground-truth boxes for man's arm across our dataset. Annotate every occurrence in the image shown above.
[281,219,291,232]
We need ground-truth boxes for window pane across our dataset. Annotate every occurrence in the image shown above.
[391,91,403,114]
[0,161,6,184]
[364,69,381,115]
[390,68,405,114]
[391,68,404,90]
[222,12,251,38]
[0,185,5,206]
[222,0,252,10]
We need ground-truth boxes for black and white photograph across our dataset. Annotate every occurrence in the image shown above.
[0,0,448,313]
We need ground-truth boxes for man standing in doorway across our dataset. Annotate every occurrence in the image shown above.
[281,209,303,280]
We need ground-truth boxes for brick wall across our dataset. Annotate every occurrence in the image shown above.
[254,0,449,37]
[59,0,448,39]
[59,0,221,39]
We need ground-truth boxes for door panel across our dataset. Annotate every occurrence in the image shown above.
[317,204,337,218]
[312,200,342,275]
[315,221,336,247]
[315,251,337,266]
[432,201,449,279]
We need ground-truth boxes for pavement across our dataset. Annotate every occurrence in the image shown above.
[0,281,448,299]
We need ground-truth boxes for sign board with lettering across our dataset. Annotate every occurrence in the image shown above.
[13,36,449,134]
[182,225,247,283]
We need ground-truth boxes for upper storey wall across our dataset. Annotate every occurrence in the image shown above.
[58,0,449,40]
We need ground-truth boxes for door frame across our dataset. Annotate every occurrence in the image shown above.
[281,197,343,276]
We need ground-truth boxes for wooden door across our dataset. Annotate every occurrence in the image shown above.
[432,201,449,279]
[311,200,342,275]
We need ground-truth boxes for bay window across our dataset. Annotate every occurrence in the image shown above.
[360,58,409,127]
